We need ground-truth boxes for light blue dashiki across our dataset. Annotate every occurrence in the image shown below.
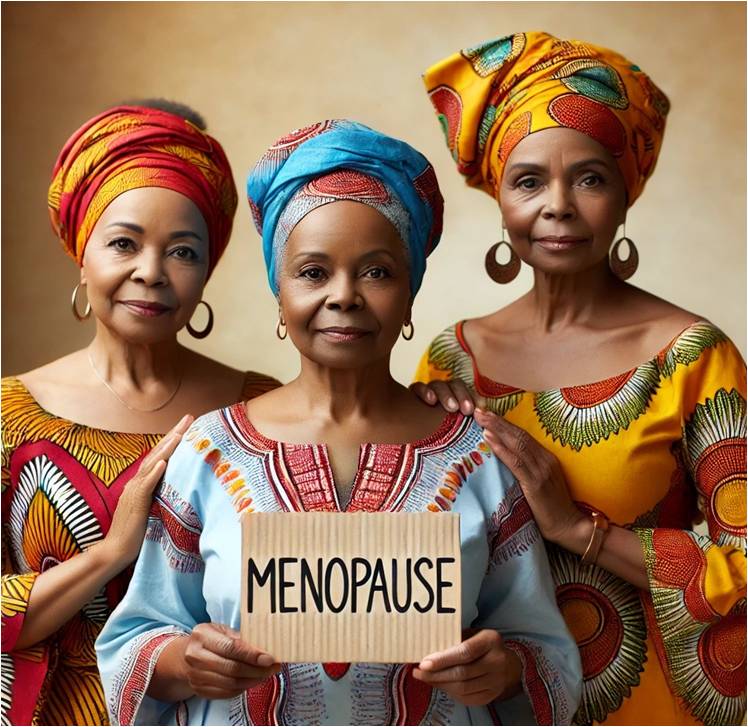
[96,407,581,725]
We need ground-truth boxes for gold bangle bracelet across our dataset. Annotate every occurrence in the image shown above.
[581,512,610,566]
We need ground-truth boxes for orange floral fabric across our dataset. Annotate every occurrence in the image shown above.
[423,31,670,205]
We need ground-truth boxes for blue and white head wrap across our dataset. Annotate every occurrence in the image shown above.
[247,120,444,296]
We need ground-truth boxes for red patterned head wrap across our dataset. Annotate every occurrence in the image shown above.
[48,105,237,277]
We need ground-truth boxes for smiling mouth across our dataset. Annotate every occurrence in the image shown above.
[319,327,371,341]
[533,236,590,250]
[120,300,172,317]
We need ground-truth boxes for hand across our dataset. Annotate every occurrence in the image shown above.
[411,379,485,415]
[474,409,585,546]
[182,623,280,699]
[101,413,194,570]
[413,630,522,706]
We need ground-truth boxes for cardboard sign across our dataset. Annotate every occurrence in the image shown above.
[241,511,461,663]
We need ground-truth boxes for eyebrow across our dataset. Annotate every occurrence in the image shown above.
[288,248,400,264]
[105,222,204,242]
[506,158,613,174]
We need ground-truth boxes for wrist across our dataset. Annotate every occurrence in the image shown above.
[550,510,590,551]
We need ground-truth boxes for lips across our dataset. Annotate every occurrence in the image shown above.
[533,235,589,250]
[120,300,172,317]
[318,326,371,342]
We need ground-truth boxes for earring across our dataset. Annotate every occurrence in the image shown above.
[71,283,91,321]
[610,224,639,280]
[186,300,214,339]
[485,226,520,284]
[276,312,287,340]
[401,320,414,341]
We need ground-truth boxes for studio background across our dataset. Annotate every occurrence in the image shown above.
[3,1,745,385]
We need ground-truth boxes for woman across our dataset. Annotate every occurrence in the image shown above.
[412,32,746,725]
[1,102,278,726]
[96,119,581,726]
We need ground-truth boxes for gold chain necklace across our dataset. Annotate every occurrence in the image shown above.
[86,349,182,413]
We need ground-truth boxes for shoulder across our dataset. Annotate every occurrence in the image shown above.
[660,319,744,379]
[416,321,471,383]
[240,370,282,400]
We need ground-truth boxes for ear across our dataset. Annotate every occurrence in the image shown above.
[404,299,414,325]
[79,265,87,286]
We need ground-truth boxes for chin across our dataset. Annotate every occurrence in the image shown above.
[109,319,181,346]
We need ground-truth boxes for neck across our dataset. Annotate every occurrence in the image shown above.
[290,355,402,423]
[88,323,182,390]
[527,260,625,332]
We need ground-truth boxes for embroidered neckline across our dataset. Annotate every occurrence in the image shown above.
[454,318,718,397]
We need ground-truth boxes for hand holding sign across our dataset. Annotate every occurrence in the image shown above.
[182,623,280,699]
[413,629,523,707]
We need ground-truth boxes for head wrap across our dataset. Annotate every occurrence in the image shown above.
[423,31,670,206]
[48,105,238,277]
[247,120,444,296]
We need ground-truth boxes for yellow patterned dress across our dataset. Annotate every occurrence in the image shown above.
[1,372,279,726]
[415,320,746,726]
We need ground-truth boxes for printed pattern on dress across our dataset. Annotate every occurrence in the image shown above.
[108,626,187,726]
[486,481,539,566]
[504,637,570,726]
[146,482,204,573]
[637,528,746,726]
[683,388,746,547]
[548,544,647,725]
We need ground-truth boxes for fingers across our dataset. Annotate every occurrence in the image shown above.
[419,629,498,672]
[191,624,277,668]
[450,379,477,415]
[410,382,438,406]
[412,660,485,684]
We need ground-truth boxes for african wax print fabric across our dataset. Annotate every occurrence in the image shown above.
[415,320,747,725]
[247,120,444,296]
[423,32,670,205]
[1,373,279,725]
[96,409,582,725]
[48,106,237,277]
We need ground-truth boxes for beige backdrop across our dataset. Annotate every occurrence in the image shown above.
[2,2,745,386]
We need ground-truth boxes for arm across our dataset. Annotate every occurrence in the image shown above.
[3,416,191,652]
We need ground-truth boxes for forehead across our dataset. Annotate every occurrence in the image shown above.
[96,187,207,233]
[284,200,407,260]
[505,127,617,168]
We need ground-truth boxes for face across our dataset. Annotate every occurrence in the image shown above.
[499,127,627,275]
[80,187,209,344]
[278,200,412,370]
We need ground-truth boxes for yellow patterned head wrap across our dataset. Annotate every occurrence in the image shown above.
[423,31,670,206]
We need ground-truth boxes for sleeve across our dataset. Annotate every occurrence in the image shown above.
[1,389,53,727]
[634,335,747,726]
[95,428,212,726]
[412,325,462,385]
[475,471,582,726]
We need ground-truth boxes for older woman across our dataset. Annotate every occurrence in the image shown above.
[413,32,746,725]
[1,102,277,726]
[96,119,581,726]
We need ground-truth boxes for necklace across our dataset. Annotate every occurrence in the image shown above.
[87,349,182,413]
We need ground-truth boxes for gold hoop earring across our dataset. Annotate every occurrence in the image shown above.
[186,300,214,339]
[485,226,520,284]
[71,283,91,321]
[610,232,639,281]
[401,320,414,341]
[276,312,287,340]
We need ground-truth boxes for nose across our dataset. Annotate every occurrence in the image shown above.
[130,249,168,286]
[541,182,576,221]
[324,272,363,311]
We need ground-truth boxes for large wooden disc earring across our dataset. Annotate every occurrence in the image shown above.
[485,228,521,284]
[71,283,91,321]
[610,224,639,280]
[186,300,214,339]
[276,312,287,340]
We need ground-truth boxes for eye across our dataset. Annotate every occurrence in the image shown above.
[363,266,390,280]
[170,245,199,261]
[107,237,135,252]
[299,266,327,281]
[516,176,540,191]
[579,173,604,188]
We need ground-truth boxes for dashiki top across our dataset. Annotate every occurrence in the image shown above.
[414,320,747,726]
[1,373,279,727]
[96,405,582,726]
